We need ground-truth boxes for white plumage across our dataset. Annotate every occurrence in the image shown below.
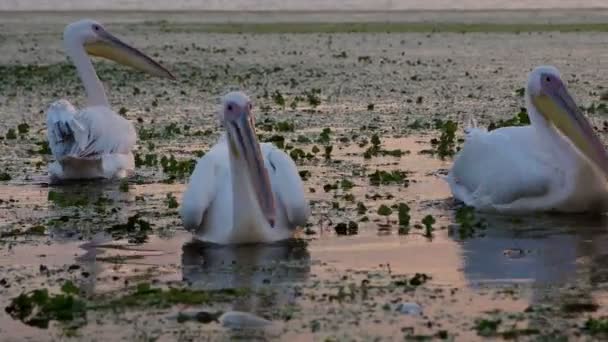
[46,19,172,183]
[181,137,310,244]
[181,92,310,244]
[47,100,136,182]
[447,66,608,213]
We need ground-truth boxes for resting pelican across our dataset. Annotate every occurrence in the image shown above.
[447,66,608,213]
[46,19,173,183]
[180,92,310,244]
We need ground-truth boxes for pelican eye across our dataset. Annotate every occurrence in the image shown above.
[93,25,100,31]
[227,104,233,111]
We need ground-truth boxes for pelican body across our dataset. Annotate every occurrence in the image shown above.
[46,19,173,183]
[447,66,608,214]
[180,92,310,244]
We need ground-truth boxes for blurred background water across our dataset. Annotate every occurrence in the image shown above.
[1,0,607,11]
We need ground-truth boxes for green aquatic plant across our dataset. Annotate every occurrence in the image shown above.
[584,317,608,335]
[305,88,321,108]
[0,172,11,181]
[341,179,354,190]
[48,190,89,207]
[272,90,286,109]
[160,155,196,180]
[263,135,285,149]
[317,128,332,144]
[398,203,411,228]
[118,179,129,192]
[334,221,358,236]
[377,204,393,225]
[6,128,17,140]
[421,215,436,238]
[429,119,458,159]
[5,282,86,329]
[165,193,179,209]
[17,123,29,135]
[106,214,152,244]
[323,145,333,160]
[289,148,306,161]
[357,202,367,215]
[474,318,502,337]
[99,283,247,309]
[454,206,486,239]
[368,170,409,186]
[488,108,530,131]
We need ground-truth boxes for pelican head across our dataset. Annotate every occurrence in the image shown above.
[221,91,276,227]
[527,65,608,175]
[63,19,174,79]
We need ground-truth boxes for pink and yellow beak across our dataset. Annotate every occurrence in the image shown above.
[84,27,174,79]
[532,73,608,176]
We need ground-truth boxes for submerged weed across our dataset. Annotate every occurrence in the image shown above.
[369,170,409,186]
[5,282,86,329]
[428,120,458,159]
[106,214,152,244]
[488,108,530,131]
[453,206,486,239]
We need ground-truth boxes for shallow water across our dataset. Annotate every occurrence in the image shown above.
[1,12,608,340]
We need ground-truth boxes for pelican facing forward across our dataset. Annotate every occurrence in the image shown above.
[180,92,310,244]
[448,66,608,213]
[47,19,173,183]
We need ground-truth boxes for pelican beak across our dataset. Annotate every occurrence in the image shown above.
[84,28,174,79]
[532,77,608,175]
[226,108,276,227]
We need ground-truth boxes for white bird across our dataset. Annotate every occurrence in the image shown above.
[180,92,310,244]
[46,19,173,183]
[447,66,608,214]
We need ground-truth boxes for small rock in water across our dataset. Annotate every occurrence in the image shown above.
[396,302,422,316]
[503,248,526,259]
[219,311,272,329]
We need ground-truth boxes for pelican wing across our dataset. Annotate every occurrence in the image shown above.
[263,144,311,228]
[180,147,222,232]
[447,126,555,212]
[46,100,136,161]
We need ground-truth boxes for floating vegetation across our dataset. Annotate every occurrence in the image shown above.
[97,283,247,310]
[453,206,486,239]
[5,128,17,140]
[377,204,393,225]
[317,128,332,144]
[165,193,179,209]
[421,215,436,238]
[368,170,409,186]
[0,172,11,181]
[5,281,86,329]
[119,179,130,192]
[305,88,321,108]
[5,282,247,330]
[393,273,430,287]
[272,90,286,109]
[334,221,358,236]
[106,214,152,244]
[488,108,530,131]
[397,203,411,234]
[160,155,196,180]
[427,119,458,159]
[584,317,608,335]
[474,318,502,337]
[363,133,405,158]
[48,190,89,207]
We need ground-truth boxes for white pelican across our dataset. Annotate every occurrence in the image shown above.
[447,66,608,213]
[180,92,310,244]
[46,19,173,183]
